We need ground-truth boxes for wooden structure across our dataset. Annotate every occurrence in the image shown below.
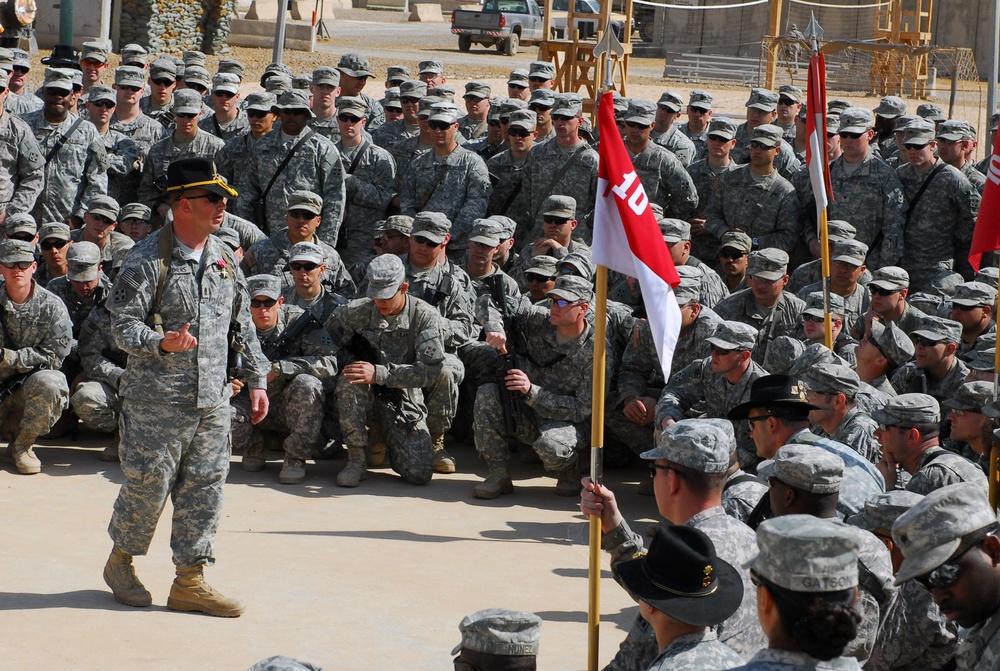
[871,0,935,96]
[536,0,634,114]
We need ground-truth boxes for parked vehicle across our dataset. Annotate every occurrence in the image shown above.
[451,0,545,56]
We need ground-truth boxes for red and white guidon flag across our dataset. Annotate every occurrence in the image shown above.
[592,90,682,380]
[806,51,833,226]
[969,129,1000,273]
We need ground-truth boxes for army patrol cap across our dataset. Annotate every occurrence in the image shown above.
[751,515,861,592]
[428,101,460,124]
[507,68,529,87]
[951,281,997,308]
[302,66,335,89]
[419,59,444,76]
[944,380,995,415]
[871,393,941,427]
[747,248,789,281]
[707,116,737,141]
[826,113,841,133]
[428,85,456,101]
[265,73,293,94]
[673,265,702,305]
[86,85,115,105]
[38,222,70,242]
[399,80,427,99]
[529,60,556,80]
[149,58,177,82]
[261,61,292,84]
[217,58,245,79]
[212,72,240,95]
[541,195,576,219]
[66,241,101,282]
[114,65,146,89]
[336,96,368,118]
[901,119,936,146]
[688,90,714,110]
[825,220,857,242]
[916,102,945,122]
[976,266,1000,289]
[468,218,504,247]
[831,239,868,266]
[43,68,74,93]
[719,230,751,254]
[745,88,778,112]
[552,93,583,117]
[802,291,845,319]
[610,93,629,118]
[119,202,151,223]
[867,319,914,368]
[374,214,414,237]
[837,108,874,134]
[387,65,411,85]
[366,254,406,299]
[763,336,806,375]
[706,321,757,352]
[990,112,1000,132]
[937,119,974,142]
[87,195,120,222]
[247,274,282,300]
[911,315,963,344]
[799,362,860,398]
[874,95,907,119]
[464,81,491,100]
[847,490,924,533]
[758,444,844,494]
[412,211,452,244]
[869,266,909,291]
[892,114,919,133]
[417,96,447,117]
[641,418,732,473]
[0,48,13,73]
[11,49,29,70]
[4,213,35,238]
[286,190,323,216]
[547,275,593,304]
[657,90,684,112]
[166,157,238,198]
[623,99,656,126]
[183,65,211,91]
[892,482,999,585]
[528,88,556,108]
[337,53,373,78]
[508,109,537,131]
[288,242,325,266]
[181,50,206,67]
[658,218,691,244]
[968,344,998,373]
[750,124,783,148]
[245,92,276,113]
[273,89,315,117]
[499,98,528,119]
[525,255,558,279]
[172,88,203,115]
[557,253,594,282]
[81,41,110,64]
[0,239,34,265]
[383,87,402,110]
[451,608,541,657]
[777,84,802,104]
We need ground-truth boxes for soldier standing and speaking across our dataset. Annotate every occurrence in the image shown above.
[103,158,269,617]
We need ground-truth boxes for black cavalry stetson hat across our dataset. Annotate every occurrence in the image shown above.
[614,525,743,627]
[41,44,81,69]
[166,158,238,198]
[728,374,821,421]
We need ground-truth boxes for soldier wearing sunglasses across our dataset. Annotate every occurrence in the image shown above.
[889,316,968,406]
[198,73,247,142]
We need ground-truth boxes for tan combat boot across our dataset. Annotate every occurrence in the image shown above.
[103,547,152,607]
[11,441,40,475]
[432,433,456,474]
[366,424,388,467]
[473,461,514,499]
[336,446,368,487]
[241,443,265,472]
[100,435,121,463]
[279,457,305,485]
[167,564,244,617]
[555,461,581,497]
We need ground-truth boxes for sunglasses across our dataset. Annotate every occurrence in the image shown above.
[400,96,422,105]
[487,119,502,127]
[711,345,735,356]
[543,216,570,225]
[871,287,900,297]
[337,114,362,124]
[551,298,583,308]
[174,112,199,119]
[878,423,915,433]
[247,110,271,119]
[803,314,825,323]
[281,109,311,116]
[89,214,115,225]
[12,66,29,74]
[508,128,531,137]
[551,114,575,122]
[413,236,441,248]
[428,120,453,131]
[508,84,527,90]
[777,97,797,106]
[288,209,317,220]
[838,131,864,139]
[90,100,116,109]
[914,336,945,347]
[212,90,236,98]
[625,121,649,129]
[151,78,174,87]
[953,303,983,311]
[707,134,731,142]
[526,274,556,282]
[184,192,226,204]
[40,239,69,251]
[528,76,548,83]
[749,141,775,150]
[250,297,278,308]
[289,261,319,272]
[462,95,485,102]
[187,84,208,94]
[916,562,962,591]
[528,104,551,112]
[719,250,746,260]
[1,261,33,270]
[118,85,142,93]
[903,142,929,151]
[688,107,710,114]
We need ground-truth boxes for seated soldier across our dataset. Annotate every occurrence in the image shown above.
[0,239,73,474]
[36,222,72,286]
[509,195,591,288]
[890,315,968,404]
[5,213,37,244]
[799,363,881,464]
[868,266,927,336]
[522,255,557,303]
[451,608,542,671]
[327,254,447,488]
[950,281,997,363]
[233,275,337,485]
[70,195,133,270]
[799,291,857,365]
[855,318,913,396]
[797,239,871,339]
[716,230,751,294]
[119,202,153,243]
[280,242,350,322]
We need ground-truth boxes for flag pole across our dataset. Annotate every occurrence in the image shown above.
[992,252,1000,511]
[588,27,623,671]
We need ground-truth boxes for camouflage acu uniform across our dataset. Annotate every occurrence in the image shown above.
[106,231,268,565]
[372,119,419,150]
[71,302,126,433]
[389,135,433,190]
[628,142,699,220]
[23,110,109,223]
[280,285,348,323]
[110,112,167,205]
[355,92,385,132]
[956,613,1000,671]
[237,130,346,247]
[399,147,490,257]
[327,295,446,485]
[519,139,599,238]
[731,124,801,179]
[0,279,72,456]
[485,149,530,220]
[231,304,337,462]
[826,406,881,464]
[138,130,225,213]
[241,232,355,296]
[687,159,739,261]
[6,91,43,117]
[797,282,871,341]
[69,229,134,269]
[221,211,266,251]
[903,445,990,499]
[704,166,802,254]
[46,274,111,338]
[897,162,980,287]
[338,139,397,267]
[473,303,596,473]
[722,470,768,525]
[787,259,872,297]
[731,649,862,670]
[214,131,264,212]
[650,125,696,166]
[198,110,249,142]
[714,290,805,365]
[98,128,139,204]
[867,578,957,671]
[457,115,488,142]
[891,359,969,405]
[678,122,708,162]
[0,112,44,217]
[646,630,743,671]
[786,428,886,518]
[308,115,340,143]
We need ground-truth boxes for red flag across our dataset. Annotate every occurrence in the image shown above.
[592,91,681,380]
[969,132,1000,273]
[806,51,833,224]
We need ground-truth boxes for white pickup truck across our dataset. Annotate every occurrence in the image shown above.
[451,0,545,56]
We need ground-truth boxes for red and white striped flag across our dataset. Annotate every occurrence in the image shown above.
[969,131,1000,273]
[592,91,681,380]
[806,51,833,225]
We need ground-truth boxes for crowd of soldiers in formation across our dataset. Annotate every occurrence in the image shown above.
[2,39,1000,670]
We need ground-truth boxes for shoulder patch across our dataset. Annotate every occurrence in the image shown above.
[416,328,445,365]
